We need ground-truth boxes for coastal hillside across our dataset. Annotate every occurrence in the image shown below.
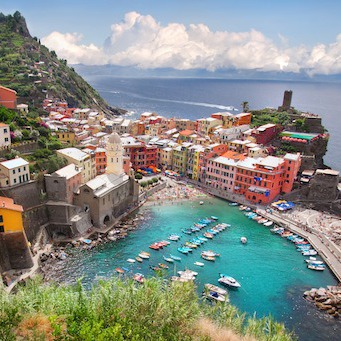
[0,12,125,115]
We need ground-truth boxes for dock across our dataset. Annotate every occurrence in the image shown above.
[257,208,341,282]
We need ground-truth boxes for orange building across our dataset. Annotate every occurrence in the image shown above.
[0,85,17,109]
[234,113,251,126]
[234,153,301,204]
[84,145,107,175]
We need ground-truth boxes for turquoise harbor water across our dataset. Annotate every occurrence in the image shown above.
[53,198,340,340]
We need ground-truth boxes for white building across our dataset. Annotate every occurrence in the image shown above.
[0,157,29,187]
[0,123,11,148]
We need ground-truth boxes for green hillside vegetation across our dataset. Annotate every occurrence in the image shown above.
[0,106,67,174]
[0,12,125,115]
[0,277,295,341]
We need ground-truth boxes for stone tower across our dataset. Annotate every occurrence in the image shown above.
[106,132,124,176]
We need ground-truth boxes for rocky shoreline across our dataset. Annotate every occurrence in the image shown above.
[304,285,341,318]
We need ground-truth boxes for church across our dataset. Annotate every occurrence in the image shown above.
[74,132,139,228]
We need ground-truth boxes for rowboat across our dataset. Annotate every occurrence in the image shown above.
[127,258,136,263]
[194,261,205,267]
[203,232,213,239]
[204,283,227,296]
[170,254,181,261]
[163,256,174,263]
[135,256,143,263]
[115,267,125,274]
[201,254,215,261]
[133,273,144,284]
[201,250,220,257]
[138,251,150,259]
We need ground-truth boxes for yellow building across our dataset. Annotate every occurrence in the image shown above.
[56,130,76,144]
[159,147,173,170]
[172,143,191,175]
[0,197,24,233]
[197,117,222,136]
[192,147,204,181]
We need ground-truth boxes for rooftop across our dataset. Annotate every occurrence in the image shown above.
[0,196,23,212]
[57,148,89,161]
[54,163,81,179]
[0,157,29,169]
[316,169,340,176]
[257,156,283,169]
[85,173,129,197]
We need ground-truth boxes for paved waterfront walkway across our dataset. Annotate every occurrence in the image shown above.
[257,208,341,282]
[5,243,52,293]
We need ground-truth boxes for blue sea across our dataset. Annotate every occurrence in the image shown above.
[52,200,340,341]
[83,76,341,171]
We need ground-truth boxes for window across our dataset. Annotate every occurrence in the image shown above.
[14,179,17,184]
[0,215,3,223]
[0,226,4,233]
[4,128,7,133]
[4,138,8,142]
[12,169,15,174]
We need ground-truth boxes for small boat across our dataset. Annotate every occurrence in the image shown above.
[115,267,125,274]
[170,254,181,261]
[158,263,169,269]
[302,249,318,256]
[211,216,218,220]
[257,218,268,224]
[159,240,171,246]
[149,242,161,250]
[240,237,247,244]
[194,261,205,267]
[138,251,150,259]
[122,267,129,272]
[307,263,325,271]
[127,258,136,263]
[305,258,324,265]
[205,283,227,296]
[229,202,239,206]
[199,201,204,205]
[168,234,180,241]
[201,254,215,261]
[218,274,241,288]
[197,236,208,242]
[203,291,226,302]
[207,229,218,235]
[177,247,189,254]
[150,265,161,271]
[263,221,274,227]
[135,256,143,263]
[184,242,198,249]
[201,250,220,257]
[203,232,213,239]
[163,256,174,263]
[182,229,193,235]
[133,273,145,283]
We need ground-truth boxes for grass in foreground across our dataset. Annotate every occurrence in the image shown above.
[0,276,296,340]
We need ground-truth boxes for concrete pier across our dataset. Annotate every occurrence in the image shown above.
[257,208,341,282]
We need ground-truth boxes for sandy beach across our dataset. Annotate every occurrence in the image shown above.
[144,177,211,206]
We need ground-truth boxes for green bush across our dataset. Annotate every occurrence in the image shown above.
[152,177,159,183]
[135,173,143,180]
[0,276,296,341]
[140,181,148,188]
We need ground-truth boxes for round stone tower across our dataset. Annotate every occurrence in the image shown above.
[106,132,124,176]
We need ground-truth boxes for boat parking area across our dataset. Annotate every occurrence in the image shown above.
[257,208,341,282]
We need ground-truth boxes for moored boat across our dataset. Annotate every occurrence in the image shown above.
[203,290,226,302]
[163,256,174,263]
[263,221,274,226]
[158,263,169,269]
[218,274,241,288]
[127,258,136,263]
[307,263,325,271]
[149,242,161,250]
[201,254,215,261]
[133,273,144,284]
[170,254,181,261]
[115,267,125,274]
[168,234,180,241]
[138,251,150,259]
[302,249,318,256]
[203,232,213,239]
[211,216,218,220]
[135,256,143,263]
[194,261,205,267]
[202,250,220,257]
[205,283,227,296]
[177,247,190,254]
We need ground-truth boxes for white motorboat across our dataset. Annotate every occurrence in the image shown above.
[194,261,205,267]
[240,237,247,244]
[178,269,198,277]
[138,251,150,259]
[302,249,317,256]
[201,250,220,257]
[304,257,324,265]
[307,263,325,271]
[218,274,241,288]
[168,234,180,241]
[263,221,273,227]
[127,258,136,263]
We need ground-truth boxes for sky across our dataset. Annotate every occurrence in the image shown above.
[2,0,341,75]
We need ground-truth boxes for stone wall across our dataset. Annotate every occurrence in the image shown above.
[0,180,42,210]
[2,232,33,269]
[11,141,39,154]
[0,237,11,272]
[307,172,339,201]
[23,205,49,243]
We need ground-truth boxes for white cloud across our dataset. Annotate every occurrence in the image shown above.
[41,12,341,75]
